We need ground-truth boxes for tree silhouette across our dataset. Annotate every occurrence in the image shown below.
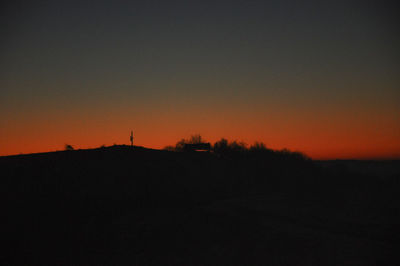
[213,138,229,153]
[188,134,204,144]
[175,138,187,151]
[213,138,247,154]
[250,141,268,152]
[173,134,206,151]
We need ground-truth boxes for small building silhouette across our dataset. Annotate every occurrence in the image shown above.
[183,143,211,152]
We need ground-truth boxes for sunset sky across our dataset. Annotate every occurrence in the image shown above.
[1,0,399,159]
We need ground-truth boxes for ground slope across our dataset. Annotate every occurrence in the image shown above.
[1,146,399,265]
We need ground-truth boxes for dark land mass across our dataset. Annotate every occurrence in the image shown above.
[1,145,400,265]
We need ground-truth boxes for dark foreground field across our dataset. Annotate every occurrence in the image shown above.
[1,146,399,265]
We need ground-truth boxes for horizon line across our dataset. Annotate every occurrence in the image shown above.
[1,145,399,161]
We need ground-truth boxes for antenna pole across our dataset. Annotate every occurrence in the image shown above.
[130,131,133,147]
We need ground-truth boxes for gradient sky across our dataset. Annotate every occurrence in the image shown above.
[1,0,399,159]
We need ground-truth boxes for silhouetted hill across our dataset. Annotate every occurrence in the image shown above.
[1,146,399,265]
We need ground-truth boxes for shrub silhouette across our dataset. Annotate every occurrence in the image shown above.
[163,145,176,151]
[65,144,74,151]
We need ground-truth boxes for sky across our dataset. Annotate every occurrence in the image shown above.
[1,0,399,159]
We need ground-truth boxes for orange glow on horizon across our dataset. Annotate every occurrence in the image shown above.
[1,133,399,160]
[1,98,399,159]
[1,114,399,159]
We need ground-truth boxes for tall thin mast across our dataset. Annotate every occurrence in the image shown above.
[130,131,133,147]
